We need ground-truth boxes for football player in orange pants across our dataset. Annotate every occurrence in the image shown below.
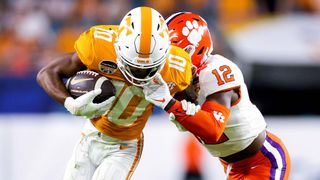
[143,12,291,180]
[37,7,193,180]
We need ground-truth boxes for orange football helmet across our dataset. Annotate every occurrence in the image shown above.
[166,12,213,68]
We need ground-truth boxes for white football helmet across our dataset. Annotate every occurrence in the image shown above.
[115,7,170,86]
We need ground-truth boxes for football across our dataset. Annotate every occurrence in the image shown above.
[65,70,116,103]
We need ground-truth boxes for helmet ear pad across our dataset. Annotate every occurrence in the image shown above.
[166,12,213,68]
[115,7,170,86]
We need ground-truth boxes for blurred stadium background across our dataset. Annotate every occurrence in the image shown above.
[0,0,320,179]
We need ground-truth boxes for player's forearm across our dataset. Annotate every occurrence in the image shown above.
[166,100,230,144]
[37,66,70,105]
[37,53,83,105]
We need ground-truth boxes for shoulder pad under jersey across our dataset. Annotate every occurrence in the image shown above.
[74,25,118,68]
[160,45,192,95]
[199,54,244,97]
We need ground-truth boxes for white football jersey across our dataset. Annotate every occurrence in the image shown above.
[198,54,267,157]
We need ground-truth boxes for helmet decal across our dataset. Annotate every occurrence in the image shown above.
[166,12,213,68]
[116,7,170,86]
[139,7,152,57]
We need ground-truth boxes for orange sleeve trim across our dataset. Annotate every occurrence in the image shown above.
[167,100,230,144]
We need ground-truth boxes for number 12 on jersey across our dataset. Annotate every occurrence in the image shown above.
[212,65,235,86]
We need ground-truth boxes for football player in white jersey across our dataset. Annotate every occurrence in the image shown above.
[37,7,193,180]
[143,12,291,180]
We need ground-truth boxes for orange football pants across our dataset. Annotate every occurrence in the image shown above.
[220,131,291,180]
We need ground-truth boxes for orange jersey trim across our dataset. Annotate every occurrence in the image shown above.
[167,100,230,144]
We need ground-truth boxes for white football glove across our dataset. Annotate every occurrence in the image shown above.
[169,100,200,132]
[181,100,201,115]
[64,89,115,119]
[143,74,173,109]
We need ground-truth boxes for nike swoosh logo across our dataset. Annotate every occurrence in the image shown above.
[70,78,94,85]
[153,98,165,103]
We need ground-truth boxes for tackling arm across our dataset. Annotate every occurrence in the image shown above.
[173,84,198,104]
[143,72,239,144]
[165,90,235,144]
[36,53,85,105]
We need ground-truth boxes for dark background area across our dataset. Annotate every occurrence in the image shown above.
[249,64,320,115]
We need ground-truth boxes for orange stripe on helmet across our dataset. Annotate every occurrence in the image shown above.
[139,7,152,57]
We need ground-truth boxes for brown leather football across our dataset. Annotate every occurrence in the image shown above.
[65,70,115,103]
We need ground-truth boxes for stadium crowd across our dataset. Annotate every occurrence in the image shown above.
[0,0,319,112]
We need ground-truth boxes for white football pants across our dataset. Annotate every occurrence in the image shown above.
[63,121,143,180]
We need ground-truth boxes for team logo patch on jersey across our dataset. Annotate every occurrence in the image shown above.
[213,111,225,123]
[99,60,118,74]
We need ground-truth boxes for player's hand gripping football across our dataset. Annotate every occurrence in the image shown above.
[64,89,115,119]
[143,74,173,109]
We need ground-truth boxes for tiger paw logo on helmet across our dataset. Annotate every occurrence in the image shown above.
[166,12,213,68]
[182,20,205,47]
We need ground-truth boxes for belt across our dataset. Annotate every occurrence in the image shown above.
[220,130,266,163]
